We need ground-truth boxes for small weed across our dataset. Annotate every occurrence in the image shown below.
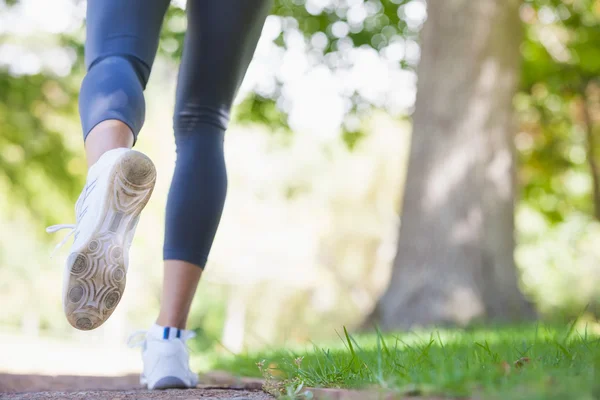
[257,358,312,398]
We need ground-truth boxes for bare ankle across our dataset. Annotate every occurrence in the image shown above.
[156,315,187,330]
[85,120,134,167]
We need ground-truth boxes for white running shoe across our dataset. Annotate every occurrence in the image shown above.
[47,148,156,331]
[128,324,199,390]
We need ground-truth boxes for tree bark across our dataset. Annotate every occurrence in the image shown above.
[373,0,535,330]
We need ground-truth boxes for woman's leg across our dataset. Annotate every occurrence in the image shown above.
[57,0,169,330]
[157,0,273,329]
[80,0,170,165]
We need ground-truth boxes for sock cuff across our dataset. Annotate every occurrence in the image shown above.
[149,323,183,340]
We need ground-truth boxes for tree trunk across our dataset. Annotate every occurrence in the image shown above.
[374,0,535,330]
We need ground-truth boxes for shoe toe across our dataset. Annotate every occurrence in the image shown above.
[67,313,103,331]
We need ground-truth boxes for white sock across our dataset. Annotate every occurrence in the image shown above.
[148,323,183,340]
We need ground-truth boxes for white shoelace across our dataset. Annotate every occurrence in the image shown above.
[46,224,77,258]
[47,175,97,257]
[127,329,197,348]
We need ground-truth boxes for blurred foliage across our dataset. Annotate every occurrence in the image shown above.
[160,0,417,139]
[518,0,600,223]
[0,73,81,227]
[0,4,80,228]
[3,2,598,223]
[5,0,598,226]
[513,0,600,317]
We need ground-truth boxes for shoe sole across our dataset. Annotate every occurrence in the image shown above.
[150,376,191,390]
[64,150,156,331]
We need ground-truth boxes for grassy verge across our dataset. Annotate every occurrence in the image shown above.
[205,323,600,399]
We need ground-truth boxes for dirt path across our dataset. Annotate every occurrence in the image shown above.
[0,374,274,400]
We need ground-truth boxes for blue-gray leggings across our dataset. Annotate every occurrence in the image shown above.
[80,0,272,267]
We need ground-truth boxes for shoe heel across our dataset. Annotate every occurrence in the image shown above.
[119,151,156,187]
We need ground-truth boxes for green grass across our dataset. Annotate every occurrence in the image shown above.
[207,323,600,399]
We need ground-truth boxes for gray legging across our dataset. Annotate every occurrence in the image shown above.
[79,0,272,267]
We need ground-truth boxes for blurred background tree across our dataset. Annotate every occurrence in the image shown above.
[0,1,82,228]
[2,0,600,355]
[372,0,535,330]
